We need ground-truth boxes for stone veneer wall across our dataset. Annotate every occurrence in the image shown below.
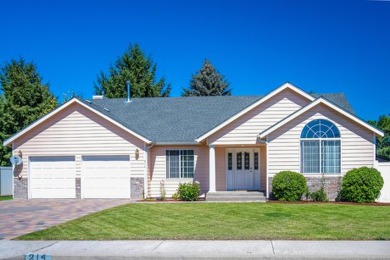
[268,176,342,201]
[75,178,81,199]
[14,176,144,199]
[131,177,144,199]
[14,178,28,199]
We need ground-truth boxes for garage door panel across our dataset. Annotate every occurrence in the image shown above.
[30,157,76,199]
[82,155,131,199]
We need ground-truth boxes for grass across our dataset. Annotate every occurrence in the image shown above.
[17,202,390,240]
[0,195,12,201]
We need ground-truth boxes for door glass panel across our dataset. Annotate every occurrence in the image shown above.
[244,152,250,170]
[254,152,259,170]
[228,153,232,170]
[236,152,242,170]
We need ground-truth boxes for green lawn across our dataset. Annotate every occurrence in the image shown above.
[17,202,390,240]
[0,195,12,201]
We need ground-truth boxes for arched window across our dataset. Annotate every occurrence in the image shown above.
[300,119,341,174]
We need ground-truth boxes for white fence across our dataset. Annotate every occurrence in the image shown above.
[375,161,390,203]
[0,167,12,196]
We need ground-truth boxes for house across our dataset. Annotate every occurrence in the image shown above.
[4,83,384,200]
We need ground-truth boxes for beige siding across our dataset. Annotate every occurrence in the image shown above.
[149,145,209,197]
[208,89,310,145]
[13,103,146,178]
[267,104,375,176]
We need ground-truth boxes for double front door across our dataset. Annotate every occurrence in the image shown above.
[226,148,260,191]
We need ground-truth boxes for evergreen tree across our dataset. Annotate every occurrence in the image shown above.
[368,114,390,159]
[0,58,57,166]
[182,60,231,96]
[94,43,171,98]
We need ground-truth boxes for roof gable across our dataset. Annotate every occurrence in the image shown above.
[195,82,315,142]
[3,98,152,146]
[259,97,384,138]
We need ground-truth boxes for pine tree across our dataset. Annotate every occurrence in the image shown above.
[369,114,390,159]
[181,60,231,96]
[0,58,58,166]
[94,43,171,98]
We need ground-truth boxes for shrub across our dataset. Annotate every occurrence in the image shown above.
[272,171,308,201]
[310,188,328,202]
[339,167,384,203]
[159,179,166,201]
[176,181,200,201]
[309,175,328,202]
[172,192,179,200]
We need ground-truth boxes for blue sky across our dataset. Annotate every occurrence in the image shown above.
[1,0,389,120]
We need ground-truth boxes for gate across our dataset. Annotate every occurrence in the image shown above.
[0,167,12,196]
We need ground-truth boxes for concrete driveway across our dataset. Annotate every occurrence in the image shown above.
[0,199,130,240]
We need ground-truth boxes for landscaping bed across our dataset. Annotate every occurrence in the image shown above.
[17,202,390,240]
[0,195,12,201]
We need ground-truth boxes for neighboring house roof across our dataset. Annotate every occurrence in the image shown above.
[4,82,364,146]
[258,97,384,138]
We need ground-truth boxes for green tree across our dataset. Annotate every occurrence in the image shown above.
[0,58,58,166]
[368,114,390,159]
[181,60,231,96]
[94,43,170,98]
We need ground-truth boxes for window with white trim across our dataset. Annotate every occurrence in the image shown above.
[166,150,195,178]
[300,119,341,174]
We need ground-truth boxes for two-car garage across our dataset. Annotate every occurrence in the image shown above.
[29,156,131,199]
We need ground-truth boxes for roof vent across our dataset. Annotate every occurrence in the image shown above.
[126,80,131,103]
[85,100,91,103]
[104,107,109,112]
[93,95,104,100]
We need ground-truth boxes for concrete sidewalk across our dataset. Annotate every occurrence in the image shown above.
[1,240,390,259]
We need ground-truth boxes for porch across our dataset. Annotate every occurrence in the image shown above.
[206,191,266,202]
[206,144,268,201]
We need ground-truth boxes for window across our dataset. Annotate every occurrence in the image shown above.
[166,150,194,178]
[254,152,259,170]
[228,153,233,170]
[300,119,341,174]
[236,152,242,170]
[244,152,250,170]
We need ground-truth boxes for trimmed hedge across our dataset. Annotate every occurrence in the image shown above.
[272,171,308,201]
[339,167,384,203]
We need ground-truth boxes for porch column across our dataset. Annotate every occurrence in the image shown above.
[209,145,216,192]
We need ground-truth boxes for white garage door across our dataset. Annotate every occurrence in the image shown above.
[82,155,131,198]
[30,157,76,198]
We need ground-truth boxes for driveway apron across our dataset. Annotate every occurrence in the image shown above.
[0,199,130,240]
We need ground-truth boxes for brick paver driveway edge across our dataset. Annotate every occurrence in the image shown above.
[0,199,130,240]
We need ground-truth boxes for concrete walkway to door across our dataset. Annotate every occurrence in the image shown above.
[0,199,130,240]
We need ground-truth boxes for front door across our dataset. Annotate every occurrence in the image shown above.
[227,148,260,191]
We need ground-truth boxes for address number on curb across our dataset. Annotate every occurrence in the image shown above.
[25,253,52,260]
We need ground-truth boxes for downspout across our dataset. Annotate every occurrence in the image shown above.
[257,134,269,199]
[11,142,14,199]
[264,136,270,200]
[373,133,377,167]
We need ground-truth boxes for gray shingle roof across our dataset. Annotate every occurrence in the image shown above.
[82,93,353,144]
[312,93,354,114]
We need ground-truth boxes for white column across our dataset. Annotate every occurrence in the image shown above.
[209,145,216,192]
